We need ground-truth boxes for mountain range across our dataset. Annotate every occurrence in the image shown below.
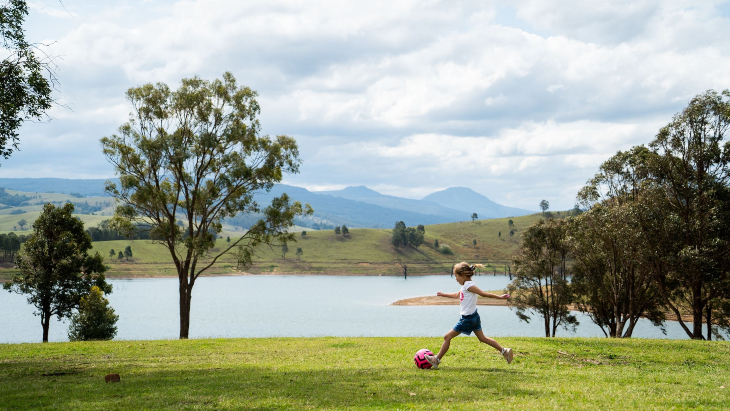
[0,178,534,229]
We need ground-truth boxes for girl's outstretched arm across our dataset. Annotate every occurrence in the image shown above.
[466,285,510,299]
[437,291,460,299]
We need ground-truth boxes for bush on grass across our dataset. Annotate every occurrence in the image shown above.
[68,286,119,341]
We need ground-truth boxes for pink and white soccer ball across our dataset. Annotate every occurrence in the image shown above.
[414,348,435,369]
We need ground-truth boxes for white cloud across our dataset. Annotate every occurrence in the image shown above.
[3,0,730,211]
[27,1,75,19]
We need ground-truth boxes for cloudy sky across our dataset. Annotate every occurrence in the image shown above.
[3,0,730,210]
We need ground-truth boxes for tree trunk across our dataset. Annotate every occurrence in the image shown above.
[691,280,705,339]
[544,312,550,337]
[41,311,50,343]
[706,301,712,341]
[179,283,192,339]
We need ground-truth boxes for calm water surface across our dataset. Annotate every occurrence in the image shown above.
[1,275,699,343]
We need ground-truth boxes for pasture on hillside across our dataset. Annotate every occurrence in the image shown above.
[0,213,547,280]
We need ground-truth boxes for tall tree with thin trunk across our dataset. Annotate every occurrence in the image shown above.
[572,147,666,337]
[645,90,730,340]
[101,72,312,339]
[508,218,577,337]
[3,203,109,342]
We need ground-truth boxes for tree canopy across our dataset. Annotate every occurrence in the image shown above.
[3,203,109,342]
[0,0,56,160]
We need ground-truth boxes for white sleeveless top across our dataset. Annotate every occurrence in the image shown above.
[459,280,478,315]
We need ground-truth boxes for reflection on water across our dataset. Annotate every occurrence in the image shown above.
[0,275,705,343]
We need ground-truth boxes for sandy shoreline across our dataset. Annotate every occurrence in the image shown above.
[0,271,505,282]
[392,296,510,306]
[101,271,460,280]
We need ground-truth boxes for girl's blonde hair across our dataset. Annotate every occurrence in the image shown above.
[453,262,484,277]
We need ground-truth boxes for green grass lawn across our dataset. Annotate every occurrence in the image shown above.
[1,337,728,409]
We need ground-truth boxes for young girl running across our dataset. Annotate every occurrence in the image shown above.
[425,262,513,369]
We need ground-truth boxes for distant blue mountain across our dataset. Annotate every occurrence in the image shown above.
[421,187,532,218]
[253,185,455,228]
[0,178,114,197]
[317,185,470,221]
[0,178,532,228]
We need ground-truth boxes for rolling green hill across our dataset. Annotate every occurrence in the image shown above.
[0,211,558,280]
[0,184,566,279]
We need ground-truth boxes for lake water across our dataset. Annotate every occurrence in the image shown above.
[0,275,704,343]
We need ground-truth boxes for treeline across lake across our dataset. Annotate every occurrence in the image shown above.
[0,232,29,263]
[86,219,151,242]
[508,90,730,341]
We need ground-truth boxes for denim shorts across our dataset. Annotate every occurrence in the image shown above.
[454,310,482,335]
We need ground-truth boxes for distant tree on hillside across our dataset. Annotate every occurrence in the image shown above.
[416,224,425,234]
[434,239,439,249]
[301,231,307,237]
[109,249,115,258]
[123,245,132,260]
[473,239,477,247]
[17,218,26,230]
[508,219,514,228]
[509,230,515,238]
[498,231,501,237]
[471,213,478,221]
[539,200,550,215]
[226,236,231,244]
[406,227,424,248]
[391,221,406,248]
[341,225,349,236]
[334,226,341,235]
[0,232,22,262]
[571,204,583,216]
[296,247,303,259]
[117,251,123,261]
[281,243,289,259]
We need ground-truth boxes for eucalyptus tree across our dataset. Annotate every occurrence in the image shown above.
[644,90,730,340]
[573,147,666,337]
[0,0,56,160]
[3,203,109,342]
[508,218,577,337]
[101,72,312,339]
[539,200,549,214]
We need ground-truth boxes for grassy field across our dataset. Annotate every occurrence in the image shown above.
[0,212,550,280]
[0,337,728,410]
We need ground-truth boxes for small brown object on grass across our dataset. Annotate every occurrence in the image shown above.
[104,373,121,383]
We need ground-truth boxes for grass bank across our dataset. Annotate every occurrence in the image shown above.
[1,337,728,409]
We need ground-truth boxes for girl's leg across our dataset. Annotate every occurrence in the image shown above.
[473,330,503,352]
[436,329,461,360]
